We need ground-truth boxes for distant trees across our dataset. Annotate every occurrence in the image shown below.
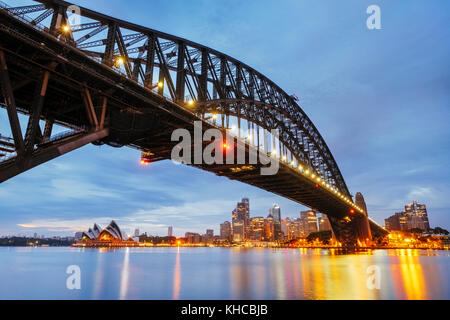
[0,237,74,247]
[432,227,449,235]
[307,231,332,244]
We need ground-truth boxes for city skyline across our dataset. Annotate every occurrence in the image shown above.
[0,196,444,239]
[1,0,449,237]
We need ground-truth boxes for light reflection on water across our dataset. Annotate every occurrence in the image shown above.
[0,247,448,300]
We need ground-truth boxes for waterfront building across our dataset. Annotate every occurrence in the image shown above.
[318,214,332,231]
[232,198,250,241]
[75,221,137,247]
[233,220,245,242]
[271,204,282,241]
[264,214,274,241]
[185,232,201,244]
[405,201,430,230]
[134,228,140,237]
[74,232,83,241]
[220,221,232,241]
[206,229,214,242]
[168,226,173,237]
[385,201,431,232]
[300,210,318,236]
[249,217,265,241]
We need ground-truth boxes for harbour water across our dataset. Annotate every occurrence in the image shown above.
[0,247,448,300]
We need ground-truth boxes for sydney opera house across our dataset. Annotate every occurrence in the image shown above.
[74,220,138,247]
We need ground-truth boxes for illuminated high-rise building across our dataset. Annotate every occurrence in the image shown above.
[249,217,265,241]
[205,229,214,242]
[281,218,291,240]
[264,214,274,241]
[385,201,430,232]
[220,221,232,241]
[271,204,282,241]
[232,198,250,241]
[168,226,173,237]
[300,210,318,236]
[405,201,430,230]
[318,214,332,231]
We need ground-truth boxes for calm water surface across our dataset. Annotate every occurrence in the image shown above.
[0,247,448,300]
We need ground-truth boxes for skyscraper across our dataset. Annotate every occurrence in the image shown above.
[168,226,173,237]
[405,201,430,230]
[385,201,430,232]
[318,214,332,231]
[220,221,232,241]
[300,210,318,236]
[134,228,140,237]
[249,217,265,241]
[205,229,214,242]
[271,204,282,241]
[264,214,274,241]
[232,198,250,242]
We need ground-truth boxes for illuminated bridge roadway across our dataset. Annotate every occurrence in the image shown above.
[0,0,387,246]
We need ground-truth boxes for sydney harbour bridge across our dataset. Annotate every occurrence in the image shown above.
[0,0,387,246]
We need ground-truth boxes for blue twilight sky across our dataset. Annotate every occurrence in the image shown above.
[0,0,449,237]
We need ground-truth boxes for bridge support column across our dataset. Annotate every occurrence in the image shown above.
[328,214,374,248]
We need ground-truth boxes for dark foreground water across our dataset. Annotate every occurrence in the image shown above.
[0,247,449,300]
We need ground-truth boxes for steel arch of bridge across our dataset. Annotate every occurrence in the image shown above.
[0,0,351,199]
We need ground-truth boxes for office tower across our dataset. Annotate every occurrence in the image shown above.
[232,198,250,242]
[405,201,430,230]
[249,217,265,241]
[134,228,140,237]
[168,226,173,237]
[206,229,214,242]
[264,214,274,241]
[271,204,282,241]
[281,218,292,240]
[292,218,306,238]
[300,210,318,236]
[318,214,332,231]
[220,221,232,241]
[185,232,201,244]
[385,201,430,232]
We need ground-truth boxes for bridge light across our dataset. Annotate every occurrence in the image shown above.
[212,114,218,120]
[157,81,164,88]
[311,173,316,179]
[298,165,303,171]
[187,99,195,106]
[282,155,287,161]
[62,25,70,33]
[305,170,310,175]
[350,209,355,214]
[316,177,321,182]
[115,57,125,68]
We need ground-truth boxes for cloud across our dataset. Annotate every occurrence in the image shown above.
[17,224,38,228]
[50,178,122,200]
[407,187,434,200]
